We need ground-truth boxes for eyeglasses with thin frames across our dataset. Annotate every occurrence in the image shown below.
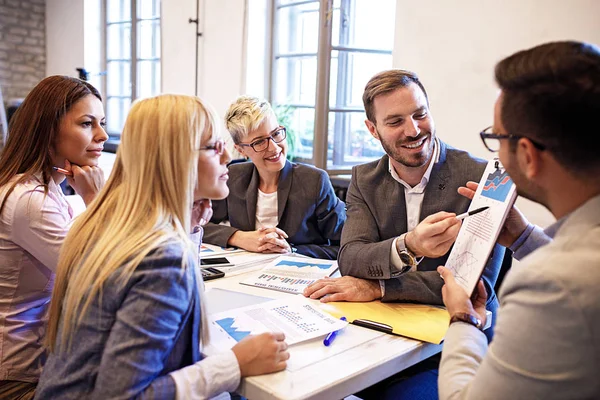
[237,126,287,153]
[198,140,225,155]
[479,126,546,152]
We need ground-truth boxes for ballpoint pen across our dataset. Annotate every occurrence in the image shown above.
[323,316,347,346]
[456,206,489,221]
[52,166,73,177]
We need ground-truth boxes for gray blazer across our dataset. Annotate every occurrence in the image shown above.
[35,242,201,400]
[204,160,346,259]
[339,141,504,309]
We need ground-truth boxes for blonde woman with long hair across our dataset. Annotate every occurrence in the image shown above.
[0,76,106,399]
[35,95,289,399]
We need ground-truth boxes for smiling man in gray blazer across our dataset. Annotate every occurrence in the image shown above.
[305,69,504,339]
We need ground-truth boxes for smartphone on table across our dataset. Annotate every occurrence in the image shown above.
[200,257,233,267]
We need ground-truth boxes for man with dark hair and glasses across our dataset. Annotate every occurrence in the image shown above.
[436,41,600,399]
[203,95,346,260]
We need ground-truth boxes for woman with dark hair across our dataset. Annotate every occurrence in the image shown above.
[0,75,107,398]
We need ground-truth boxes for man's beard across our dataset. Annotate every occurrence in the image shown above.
[379,130,435,168]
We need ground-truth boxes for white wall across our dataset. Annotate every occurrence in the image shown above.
[47,0,247,123]
[46,0,85,76]
[393,0,600,228]
[161,0,246,122]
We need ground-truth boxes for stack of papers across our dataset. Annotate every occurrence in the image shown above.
[200,244,280,276]
[240,256,338,294]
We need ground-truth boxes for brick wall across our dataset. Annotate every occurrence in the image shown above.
[0,0,46,105]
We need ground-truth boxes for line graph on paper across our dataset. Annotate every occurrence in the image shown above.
[445,159,517,295]
[450,251,479,287]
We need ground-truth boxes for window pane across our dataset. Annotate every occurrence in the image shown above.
[332,0,395,49]
[329,50,392,109]
[327,111,384,169]
[273,56,317,106]
[107,23,131,60]
[107,61,131,97]
[106,97,131,134]
[276,2,319,55]
[137,60,161,98]
[138,19,160,59]
[138,0,160,19]
[277,0,319,7]
[107,0,131,23]
[273,106,315,161]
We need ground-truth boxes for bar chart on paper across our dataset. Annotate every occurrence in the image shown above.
[481,168,513,202]
[240,256,338,294]
[446,159,517,295]
[207,297,348,350]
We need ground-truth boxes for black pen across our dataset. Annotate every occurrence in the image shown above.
[456,206,489,220]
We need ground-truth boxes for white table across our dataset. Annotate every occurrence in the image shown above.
[204,266,442,400]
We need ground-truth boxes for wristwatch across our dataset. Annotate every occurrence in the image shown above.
[392,234,417,277]
[450,312,484,331]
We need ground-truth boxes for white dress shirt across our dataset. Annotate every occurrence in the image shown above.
[388,139,440,270]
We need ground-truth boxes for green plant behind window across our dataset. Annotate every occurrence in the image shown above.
[273,104,298,161]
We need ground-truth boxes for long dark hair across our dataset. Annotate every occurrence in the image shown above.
[0,75,102,216]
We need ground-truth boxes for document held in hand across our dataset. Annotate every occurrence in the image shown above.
[445,158,517,295]
[240,256,338,295]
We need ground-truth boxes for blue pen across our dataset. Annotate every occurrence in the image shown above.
[323,317,347,346]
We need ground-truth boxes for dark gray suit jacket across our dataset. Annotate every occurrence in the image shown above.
[339,141,504,311]
[204,160,346,259]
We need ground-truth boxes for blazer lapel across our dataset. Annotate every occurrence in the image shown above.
[246,167,260,229]
[421,140,450,219]
[277,160,293,222]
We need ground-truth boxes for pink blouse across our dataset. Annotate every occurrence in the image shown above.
[0,175,73,382]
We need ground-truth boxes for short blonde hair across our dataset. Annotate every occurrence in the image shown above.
[224,95,276,144]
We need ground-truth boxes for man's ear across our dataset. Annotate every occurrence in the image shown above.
[516,138,542,180]
[365,119,379,141]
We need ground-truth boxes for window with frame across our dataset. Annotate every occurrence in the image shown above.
[251,0,396,173]
[104,0,161,143]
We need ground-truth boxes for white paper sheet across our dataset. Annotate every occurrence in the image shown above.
[207,296,348,351]
[445,159,517,295]
[239,256,338,294]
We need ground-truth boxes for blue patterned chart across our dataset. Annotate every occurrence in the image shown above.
[215,317,251,342]
[274,260,333,270]
[481,169,513,202]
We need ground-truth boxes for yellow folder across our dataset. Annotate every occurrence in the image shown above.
[319,301,450,344]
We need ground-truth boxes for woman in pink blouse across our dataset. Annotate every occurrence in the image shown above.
[0,75,107,399]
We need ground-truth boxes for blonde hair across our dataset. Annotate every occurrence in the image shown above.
[47,94,215,351]
[224,95,276,144]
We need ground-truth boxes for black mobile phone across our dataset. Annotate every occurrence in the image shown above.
[200,257,233,267]
[201,267,225,281]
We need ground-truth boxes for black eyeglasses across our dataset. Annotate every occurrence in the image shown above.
[479,126,546,153]
[238,126,287,152]
[199,140,225,155]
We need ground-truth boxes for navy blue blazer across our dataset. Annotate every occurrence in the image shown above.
[35,242,201,399]
[204,160,346,259]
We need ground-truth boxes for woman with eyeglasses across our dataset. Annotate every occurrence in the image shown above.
[203,96,346,259]
[34,95,289,399]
